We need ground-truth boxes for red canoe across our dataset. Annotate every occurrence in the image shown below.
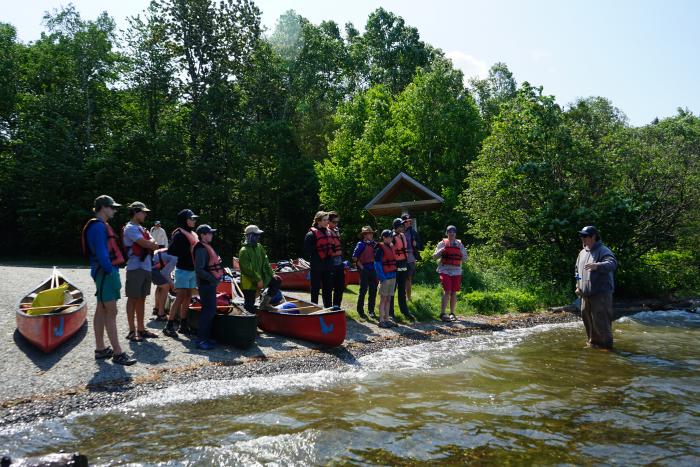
[256,295,346,347]
[271,259,352,291]
[17,270,87,353]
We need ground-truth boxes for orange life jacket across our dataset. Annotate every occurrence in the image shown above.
[123,223,153,260]
[393,232,408,261]
[173,227,198,249]
[310,227,333,260]
[328,228,342,257]
[379,243,397,273]
[358,241,376,265]
[81,218,125,267]
[441,239,462,266]
[195,241,225,280]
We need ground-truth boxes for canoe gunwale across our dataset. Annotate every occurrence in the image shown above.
[16,273,87,319]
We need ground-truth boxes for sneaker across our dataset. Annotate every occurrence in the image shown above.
[178,323,193,335]
[357,310,368,320]
[94,347,113,360]
[368,311,378,320]
[196,339,215,350]
[163,322,178,338]
[402,311,416,321]
[112,352,136,366]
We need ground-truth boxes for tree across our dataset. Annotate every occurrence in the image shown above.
[469,62,517,130]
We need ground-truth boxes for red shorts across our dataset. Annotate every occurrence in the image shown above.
[440,273,461,292]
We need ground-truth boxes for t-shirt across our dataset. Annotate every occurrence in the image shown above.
[123,222,152,271]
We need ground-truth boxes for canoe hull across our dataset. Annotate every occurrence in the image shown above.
[256,297,346,347]
[16,273,87,353]
[272,260,353,291]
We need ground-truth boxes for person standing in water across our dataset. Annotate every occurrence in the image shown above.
[575,225,617,349]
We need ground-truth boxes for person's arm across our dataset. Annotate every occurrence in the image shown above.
[374,247,387,281]
[432,241,445,260]
[303,232,315,261]
[351,242,364,268]
[128,226,159,250]
[262,247,274,283]
[459,241,468,263]
[239,249,262,284]
[88,223,113,274]
[195,247,218,283]
[596,250,617,273]
[163,254,177,286]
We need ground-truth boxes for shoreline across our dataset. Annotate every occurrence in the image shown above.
[3,297,698,429]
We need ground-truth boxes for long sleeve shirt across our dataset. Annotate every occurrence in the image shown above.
[575,241,617,296]
[194,244,220,286]
[149,226,168,248]
[238,242,274,290]
[86,220,113,278]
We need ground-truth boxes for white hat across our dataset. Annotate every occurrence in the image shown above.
[244,225,264,235]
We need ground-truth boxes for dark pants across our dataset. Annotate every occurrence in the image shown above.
[390,267,409,318]
[332,263,345,307]
[310,269,333,308]
[197,283,217,342]
[357,266,377,315]
[581,293,614,348]
[243,276,282,312]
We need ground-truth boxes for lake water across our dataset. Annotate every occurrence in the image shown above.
[3,310,699,465]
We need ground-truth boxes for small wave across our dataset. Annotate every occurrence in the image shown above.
[618,309,700,326]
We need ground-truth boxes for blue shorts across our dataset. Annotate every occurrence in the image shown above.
[174,268,197,289]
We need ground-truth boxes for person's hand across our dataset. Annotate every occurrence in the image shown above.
[272,274,281,281]
[257,280,264,289]
[584,263,600,271]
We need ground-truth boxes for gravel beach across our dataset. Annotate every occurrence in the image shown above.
[1,264,696,428]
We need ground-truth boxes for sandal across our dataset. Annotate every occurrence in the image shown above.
[449,313,457,321]
[138,330,159,339]
[440,314,452,322]
[112,352,137,366]
[126,331,143,342]
[94,347,114,360]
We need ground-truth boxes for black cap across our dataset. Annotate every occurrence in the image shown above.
[578,225,599,237]
[401,213,412,220]
[94,195,121,210]
[177,209,199,219]
[196,224,216,235]
[392,218,405,229]
[381,229,393,238]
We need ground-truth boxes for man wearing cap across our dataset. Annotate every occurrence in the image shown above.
[575,225,617,349]
[238,225,281,313]
[401,213,423,301]
[123,202,159,341]
[193,224,224,350]
[351,226,378,319]
[389,218,416,321]
[82,195,136,365]
[164,209,199,337]
[433,225,468,322]
[150,220,168,249]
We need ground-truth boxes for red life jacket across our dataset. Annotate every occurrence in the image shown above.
[81,218,125,266]
[328,228,342,257]
[171,227,199,256]
[122,223,153,260]
[393,232,408,261]
[195,241,225,280]
[310,227,333,260]
[358,241,376,265]
[379,243,397,273]
[441,239,462,266]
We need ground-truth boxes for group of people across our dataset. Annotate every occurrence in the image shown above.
[82,193,618,367]
[82,194,282,364]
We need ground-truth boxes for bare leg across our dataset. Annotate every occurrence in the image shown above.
[179,289,193,320]
[94,302,106,350]
[126,298,136,333]
[450,291,457,315]
[168,289,188,320]
[441,291,449,315]
[136,297,146,332]
[102,300,123,355]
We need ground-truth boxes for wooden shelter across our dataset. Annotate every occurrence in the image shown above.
[364,172,444,217]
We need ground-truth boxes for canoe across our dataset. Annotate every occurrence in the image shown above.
[256,294,346,347]
[17,269,87,353]
[271,259,352,291]
[187,280,257,349]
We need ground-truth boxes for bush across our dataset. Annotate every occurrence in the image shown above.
[618,249,700,297]
[462,289,539,315]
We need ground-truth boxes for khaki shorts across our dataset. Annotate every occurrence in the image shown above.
[379,278,396,296]
[125,269,152,298]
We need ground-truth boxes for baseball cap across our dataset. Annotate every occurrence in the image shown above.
[381,229,393,238]
[196,224,216,235]
[177,209,199,219]
[128,201,151,212]
[94,195,121,210]
[244,225,264,235]
[578,225,599,237]
[392,218,405,229]
[446,225,457,234]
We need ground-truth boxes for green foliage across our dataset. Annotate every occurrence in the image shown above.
[618,250,700,297]
[462,290,539,315]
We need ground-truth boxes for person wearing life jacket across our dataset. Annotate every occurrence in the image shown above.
[123,201,160,342]
[238,225,282,313]
[351,226,378,320]
[432,225,468,322]
[327,211,346,308]
[151,248,177,321]
[192,224,223,350]
[374,229,398,328]
[389,218,416,321]
[82,195,136,366]
[164,209,199,338]
[303,211,334,308]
